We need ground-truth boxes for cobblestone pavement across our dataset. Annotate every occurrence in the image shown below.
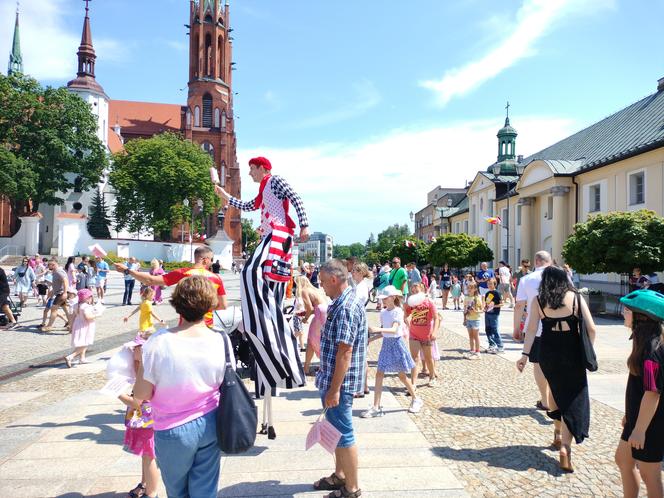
[360,307,653,498]
[0,269,241,377]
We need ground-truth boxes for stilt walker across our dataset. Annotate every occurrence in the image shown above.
[214,156,309,439]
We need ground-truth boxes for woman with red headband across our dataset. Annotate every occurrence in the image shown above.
[215,156,309,439]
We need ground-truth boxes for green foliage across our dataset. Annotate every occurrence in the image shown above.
[110,132,219,235]
[562,210,664,274]
[333,245,351,260]
[87,188,112,239]
[389,238,429,266]
[429,233,493,269]
[376,224,411,254]
[0,73,107,209]
[101,250,192,271]
[240,218,260,254]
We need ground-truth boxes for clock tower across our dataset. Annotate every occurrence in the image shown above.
[184,0,241,255]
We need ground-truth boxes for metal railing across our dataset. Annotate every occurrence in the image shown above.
[0,245,26,261]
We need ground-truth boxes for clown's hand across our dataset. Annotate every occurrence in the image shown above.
[299,227,309,243]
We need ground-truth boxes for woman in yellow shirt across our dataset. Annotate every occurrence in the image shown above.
[463,282,484,359]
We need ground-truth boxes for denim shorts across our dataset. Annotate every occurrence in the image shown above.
[320,390,355,448]
[465,319,481,330]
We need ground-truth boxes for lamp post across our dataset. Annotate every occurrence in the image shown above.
[182,198,189,245]
[409,211,415,238]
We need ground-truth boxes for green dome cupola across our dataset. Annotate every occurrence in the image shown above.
[497,101,517,162]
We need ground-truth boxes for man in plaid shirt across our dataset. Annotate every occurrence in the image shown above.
[314,259,367,498]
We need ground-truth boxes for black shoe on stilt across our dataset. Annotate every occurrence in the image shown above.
[267,426,276,440]
[259,423,268,435]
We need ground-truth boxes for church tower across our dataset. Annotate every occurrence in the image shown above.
[67,0,109,148]
[7,5,23,75]
[185,0,241,255]
[489,102,519,175]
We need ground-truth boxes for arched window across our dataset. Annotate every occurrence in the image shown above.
[218,35,224,80]
[214,108,220,128]
[221,111,226,130]
[194,106,200,127]
[201,142,214,159]
[205,33,212,77]
[220,161,226,187]
[202,94,213,127]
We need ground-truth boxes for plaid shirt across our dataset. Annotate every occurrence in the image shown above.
[315,286,367,394]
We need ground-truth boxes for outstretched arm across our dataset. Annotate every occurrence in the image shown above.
[214,185,258,212]
[114,263,165,286]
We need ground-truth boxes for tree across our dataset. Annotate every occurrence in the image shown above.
[334,245,351,259]
[87,188,112,238]
[0,73,107,212]
[110,132,219,237]
[376,224,411,254]
[241,218,260,254]
[562,210,664,275]
[429,233,493,269]
[389,238,430,266]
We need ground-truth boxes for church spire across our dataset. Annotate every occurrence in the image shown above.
[67,0,107,97]
[496,100,517,163]
[8,4,23,75]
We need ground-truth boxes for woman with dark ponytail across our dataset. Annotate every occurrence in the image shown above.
[615,289,664,498]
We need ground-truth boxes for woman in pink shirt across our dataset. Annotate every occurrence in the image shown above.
[133,276,230,498]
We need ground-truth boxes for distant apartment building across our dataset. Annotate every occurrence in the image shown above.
[298,231,333,265]
[413,186,467,242]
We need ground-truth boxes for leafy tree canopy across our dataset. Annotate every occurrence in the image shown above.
[389,237,429,266]
[376,224,411,254]
[110,132,219,235]
[429,233,493,269]
[0,73,107,210]
[241,218,261,254]
[562,210,664,274]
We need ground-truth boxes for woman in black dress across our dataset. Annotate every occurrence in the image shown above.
[517,266,596,472]
[439,264,452,310]
[615,289,664,498]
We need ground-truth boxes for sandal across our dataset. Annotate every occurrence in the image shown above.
[313,473,346,491]
[127,482,145,498]
[326,486,362,498]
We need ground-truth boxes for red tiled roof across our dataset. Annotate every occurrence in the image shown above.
[57,213,87,219]
[107,127,124,153]
[109,100,184,138]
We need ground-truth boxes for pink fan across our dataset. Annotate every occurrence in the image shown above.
[210,167,220,185]
[305,410,341,454]
[88,243,107,259]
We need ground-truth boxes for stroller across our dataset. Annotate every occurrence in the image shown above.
[212,306,255,379]
[0,295,21,326]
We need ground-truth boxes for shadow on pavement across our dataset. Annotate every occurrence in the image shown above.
[57,493,125,498]
[10,411,125,444]
[439,405,551,424]
[433,444,563,475]
[219,480,312,497]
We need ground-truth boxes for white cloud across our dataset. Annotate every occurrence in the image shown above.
[291,79,381,129]
[420,0,616,106]
[0,0,123,81]
[238,116,577,244]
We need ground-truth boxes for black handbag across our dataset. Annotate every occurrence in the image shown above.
[216,332,258,454]
[576,293,598,372]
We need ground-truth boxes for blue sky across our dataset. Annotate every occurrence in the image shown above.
[1,0,663,243]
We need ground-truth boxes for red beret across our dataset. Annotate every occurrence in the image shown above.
[248,156,272,170]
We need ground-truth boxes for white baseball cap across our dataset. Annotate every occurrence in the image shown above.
[376,285,402,300]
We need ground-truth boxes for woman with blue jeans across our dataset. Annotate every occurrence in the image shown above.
[133,276,230,498]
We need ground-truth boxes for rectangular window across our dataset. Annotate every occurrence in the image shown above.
[517,205,522,226]
[502,249,508,263]
[502,208,509,228]
[589,184,601,212]
[629,172,645,205]
[455,222,460,233]
[547,196,554,220]
[464,220,469,233]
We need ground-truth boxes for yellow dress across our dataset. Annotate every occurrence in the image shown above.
[139,301,154,333]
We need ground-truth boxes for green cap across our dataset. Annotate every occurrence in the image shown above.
[620,289,664,322]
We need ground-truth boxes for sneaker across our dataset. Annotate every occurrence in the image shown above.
[463,351,474,359]
[486,346,497,354]
[7,322,19,330]
[497,347,505,353]
[408,398,424,413]
[469,351,482,360]
[361,406,384,418]
[428,377,438,387]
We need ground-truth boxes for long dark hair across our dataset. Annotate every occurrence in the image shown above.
[627,312,664,376]
[64,256,75,271]
[538,266,575,309]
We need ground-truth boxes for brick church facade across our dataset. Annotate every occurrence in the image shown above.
[3,0,242,256]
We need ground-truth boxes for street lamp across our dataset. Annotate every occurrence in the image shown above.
[182,198,189,244]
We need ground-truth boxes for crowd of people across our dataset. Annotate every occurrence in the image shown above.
[2,157,663,497]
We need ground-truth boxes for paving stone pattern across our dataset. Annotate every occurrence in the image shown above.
[370,320,648,497]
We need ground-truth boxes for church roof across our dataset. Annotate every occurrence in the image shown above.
[107,127,124,154]
[521,82,664,173]
[109,100,184,140]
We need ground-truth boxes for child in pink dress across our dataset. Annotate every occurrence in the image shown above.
[64,289,102,367]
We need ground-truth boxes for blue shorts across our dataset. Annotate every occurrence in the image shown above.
[320,390,355,448]
[465,319,481,330]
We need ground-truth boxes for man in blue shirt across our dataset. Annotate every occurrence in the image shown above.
[314,259,366,497]
[95,256,110,303]
[476,261,495,297]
